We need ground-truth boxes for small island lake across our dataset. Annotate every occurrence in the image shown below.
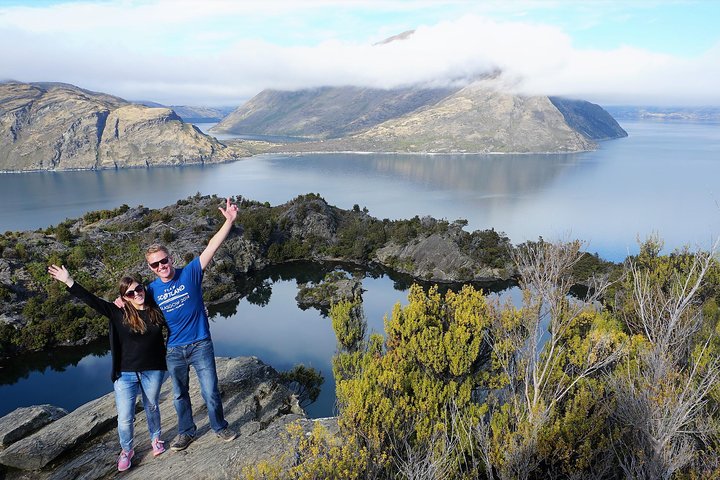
[1,119,719,418]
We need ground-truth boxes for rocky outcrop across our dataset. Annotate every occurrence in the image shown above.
[0,405,67,449]
[0,82,266,172]
[0,393,118,471]
[375,233,505,282]
[277,195,340,242]
[0,356,329,479]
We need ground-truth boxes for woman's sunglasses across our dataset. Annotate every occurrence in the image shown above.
[124,284,144,298]
[148,256,170,269]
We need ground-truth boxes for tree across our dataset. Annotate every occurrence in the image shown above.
[609,237,720,479]
[475,239,626,479]
[330,285,493,479]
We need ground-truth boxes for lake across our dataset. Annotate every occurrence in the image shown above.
[1,119,719,418]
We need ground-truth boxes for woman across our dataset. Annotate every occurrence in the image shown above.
[48,264,167,472]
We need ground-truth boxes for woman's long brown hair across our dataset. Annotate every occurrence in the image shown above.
[119,276,165,333]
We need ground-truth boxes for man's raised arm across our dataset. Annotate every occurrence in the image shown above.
[199,197,239,270]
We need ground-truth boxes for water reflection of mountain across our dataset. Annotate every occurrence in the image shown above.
[372,154,582,196]
[282,153,584,204]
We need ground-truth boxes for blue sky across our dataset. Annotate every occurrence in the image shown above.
[0,0,718,106]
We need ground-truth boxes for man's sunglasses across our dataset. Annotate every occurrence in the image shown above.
[148,257,170,269]
[124,284,144,298]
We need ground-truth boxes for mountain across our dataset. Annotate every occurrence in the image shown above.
[215,79,626,154]
[212,85,458,139]
[0,82,260,172]
[336,83,596,153]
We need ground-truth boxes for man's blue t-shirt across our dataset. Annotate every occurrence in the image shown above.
[147,257,210,348]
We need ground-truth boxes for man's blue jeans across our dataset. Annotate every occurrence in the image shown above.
[166,338,228,436]
[113,370,166,452]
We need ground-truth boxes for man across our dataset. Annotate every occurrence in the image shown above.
[145,197,239,451]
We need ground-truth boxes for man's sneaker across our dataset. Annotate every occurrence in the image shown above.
[216,427,237,442]
[170,433,194,452]
[151,438,165,456]
[117,449,134,472]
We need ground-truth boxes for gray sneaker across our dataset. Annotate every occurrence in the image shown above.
[216,427,237,442]
[170,433,194,451]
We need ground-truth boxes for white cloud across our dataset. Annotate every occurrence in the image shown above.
[0,2,717,106]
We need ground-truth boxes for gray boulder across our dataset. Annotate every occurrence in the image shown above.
[0,393,121,470]
[0,405,68,449]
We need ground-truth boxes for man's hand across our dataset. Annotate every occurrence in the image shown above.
[200,197,239,270]
[113,296,126,309]
[219,197,239,223]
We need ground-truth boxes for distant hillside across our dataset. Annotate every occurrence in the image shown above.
[0,82,264,171]
[169,105,237,123]
[216,79,625,154]
[549,97,628,141]
[211,86,458,139]
[135,101,236,123]
[604,106,720,122]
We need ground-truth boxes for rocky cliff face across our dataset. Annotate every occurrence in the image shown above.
[0,82,258,172]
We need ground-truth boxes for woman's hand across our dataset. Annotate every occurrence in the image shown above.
[48,264,74,287]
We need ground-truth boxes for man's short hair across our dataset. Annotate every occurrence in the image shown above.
[145,244,169,258]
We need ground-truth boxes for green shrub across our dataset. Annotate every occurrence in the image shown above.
[83,204,130,223]
[161,229,175,243]
[14,242,27,260]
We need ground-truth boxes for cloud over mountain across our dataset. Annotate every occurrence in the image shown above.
[0,1,717,106]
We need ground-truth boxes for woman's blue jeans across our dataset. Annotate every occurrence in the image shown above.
[166,338,228,437]
[113,370,166,452]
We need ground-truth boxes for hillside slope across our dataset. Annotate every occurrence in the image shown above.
[218,79,625,153]
[212,85,457,139]
[267,81,618,153]
[0,82,260,171]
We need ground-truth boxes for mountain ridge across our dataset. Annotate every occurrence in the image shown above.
[212,85,458,139]
[214,78,626,154]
